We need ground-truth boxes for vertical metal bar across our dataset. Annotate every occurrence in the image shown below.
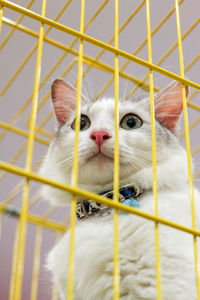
[145,0,162,299]
[0,5,3,34]
[0,0,108,147]
[174,1,200,298]
[66,1,85,299]
[30,227,42,300]
[9,221,20,300]
[51,233,62,300]
[25,0,109,127]
[113,0,120,298]
[94,0,185,101]
[82,0,145,84]
[52,282,58,300]
[0,213,2,234]
[13,0,46,299]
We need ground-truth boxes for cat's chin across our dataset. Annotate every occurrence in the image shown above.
[87,152,113,164]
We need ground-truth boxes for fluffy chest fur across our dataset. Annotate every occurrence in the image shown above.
[40,79,200,299]
[47,190,200,300]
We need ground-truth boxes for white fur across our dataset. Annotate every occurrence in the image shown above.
[40,96,200,299]
[47,189,200,300]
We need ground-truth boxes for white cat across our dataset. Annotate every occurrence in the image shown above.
[40,79,200,300]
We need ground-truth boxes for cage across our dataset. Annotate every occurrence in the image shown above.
[0,0,200,299]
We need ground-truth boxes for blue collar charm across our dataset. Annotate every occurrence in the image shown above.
[123,198,140,208]
[76,186,140,220]
[104,186,140,210]
[119,187,140,209]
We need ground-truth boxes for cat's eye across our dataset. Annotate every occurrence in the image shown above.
[71,114,91,131]
[120,114,142,130]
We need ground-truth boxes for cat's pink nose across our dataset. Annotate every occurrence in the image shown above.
[90,131,111,147]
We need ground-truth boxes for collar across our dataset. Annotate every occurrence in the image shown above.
[76,185,142,220]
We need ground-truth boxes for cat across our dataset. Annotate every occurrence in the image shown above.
[40,79,200,300]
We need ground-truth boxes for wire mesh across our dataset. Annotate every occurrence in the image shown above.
[0,0,200,299]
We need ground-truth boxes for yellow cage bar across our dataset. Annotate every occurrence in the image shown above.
[0,1,200,300]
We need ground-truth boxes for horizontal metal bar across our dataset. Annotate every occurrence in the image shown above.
[1,0,200,91]
[2,16,155,92]
[0,121,50,145]
[1,160,200,237]
[0,203,67,232]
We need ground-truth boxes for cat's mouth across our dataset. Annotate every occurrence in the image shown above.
[87,151,113,163]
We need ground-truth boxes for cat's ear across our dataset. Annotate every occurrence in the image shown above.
[51,79,77,126]
[154,81,189,133]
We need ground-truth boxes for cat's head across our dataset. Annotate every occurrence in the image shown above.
[40,79,189,205]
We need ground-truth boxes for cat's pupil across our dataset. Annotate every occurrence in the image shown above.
[71,114,91,131]
[80,117,87,130]
[126,117,136,128]
[120,113,142,130]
